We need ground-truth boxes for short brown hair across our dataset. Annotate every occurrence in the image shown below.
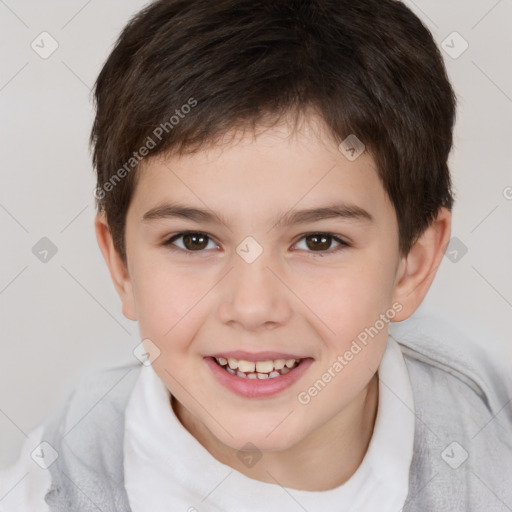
[90,0,456,262]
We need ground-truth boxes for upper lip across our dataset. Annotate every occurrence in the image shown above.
[207,351,309,362]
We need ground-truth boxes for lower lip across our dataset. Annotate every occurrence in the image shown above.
[204,357,314,398]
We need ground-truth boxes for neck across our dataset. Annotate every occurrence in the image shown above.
[172,372,379,491]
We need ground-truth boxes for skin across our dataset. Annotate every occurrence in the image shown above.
[95,112,451,491]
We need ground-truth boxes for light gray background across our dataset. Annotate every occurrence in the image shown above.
[1,0,511,468]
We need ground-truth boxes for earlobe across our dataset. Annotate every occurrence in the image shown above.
[391,207,452,321]
[94,213,137,321]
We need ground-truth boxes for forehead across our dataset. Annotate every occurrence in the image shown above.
[128,115,396,229]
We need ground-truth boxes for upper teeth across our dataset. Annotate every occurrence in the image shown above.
[216,357,299,373]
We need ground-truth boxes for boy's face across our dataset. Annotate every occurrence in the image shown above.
[111,114,409,454]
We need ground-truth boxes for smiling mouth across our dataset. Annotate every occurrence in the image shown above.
[213,356,302,379]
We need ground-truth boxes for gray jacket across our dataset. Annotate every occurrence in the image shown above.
[41,328,512,511]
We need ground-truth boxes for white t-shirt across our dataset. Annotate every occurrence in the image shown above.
[0,336,414,511]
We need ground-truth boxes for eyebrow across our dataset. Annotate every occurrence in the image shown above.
[142,201,374,227]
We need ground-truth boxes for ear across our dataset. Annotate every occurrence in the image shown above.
[94,212,137,321]
[391,207,452,321]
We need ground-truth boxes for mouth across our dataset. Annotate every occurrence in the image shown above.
[204,354,314,398]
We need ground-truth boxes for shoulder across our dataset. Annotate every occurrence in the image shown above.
[391,316,512,419]
[55,360,142,432]
[35,360,142,458]
[393,317,512,511]
[0,361,142,512]
[0,424,51,512]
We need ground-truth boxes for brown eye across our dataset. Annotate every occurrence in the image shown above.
[294,232,348,255]
[164,232,216,252]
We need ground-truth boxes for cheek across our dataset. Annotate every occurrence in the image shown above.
[295,264,392,415]
[304,260,396,346]
[130,256,209,343]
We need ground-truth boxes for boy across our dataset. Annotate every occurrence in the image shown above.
[1,0,511,510]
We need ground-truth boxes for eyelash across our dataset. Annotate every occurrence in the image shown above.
[162,231,349,257]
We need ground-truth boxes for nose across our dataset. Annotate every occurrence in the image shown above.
[216,250,293,332]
